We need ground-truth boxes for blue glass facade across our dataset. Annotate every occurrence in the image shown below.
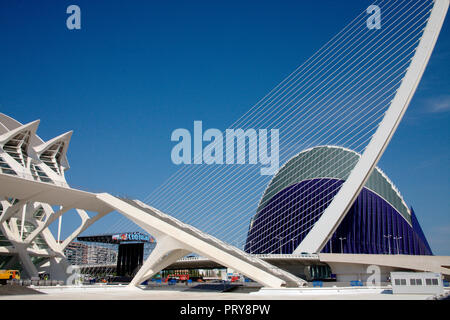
[245,178,432,255]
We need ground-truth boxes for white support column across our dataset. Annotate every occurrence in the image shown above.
[14,243,39,279]
[20,204,26,240]
[60,209,111,250]
[129,236,190,287]
[0,200,26,224]
[25,206,72,244]
[57,209,62,243]
[0,192,48,224]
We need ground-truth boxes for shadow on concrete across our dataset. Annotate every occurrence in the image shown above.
[0,285,45,296]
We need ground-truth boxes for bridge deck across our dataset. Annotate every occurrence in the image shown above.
[119,198,305,287]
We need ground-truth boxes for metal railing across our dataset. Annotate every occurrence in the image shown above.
[177,253,320,262]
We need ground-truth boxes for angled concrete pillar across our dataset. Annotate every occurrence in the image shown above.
[14,243,39,279]
[97,193,305,288]
[129,236,190,286]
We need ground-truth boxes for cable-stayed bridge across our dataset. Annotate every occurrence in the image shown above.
[101,0,448,255]
[0,173,304,287]
[0,0,448,288]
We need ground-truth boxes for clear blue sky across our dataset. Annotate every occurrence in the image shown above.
[1,0,449,254]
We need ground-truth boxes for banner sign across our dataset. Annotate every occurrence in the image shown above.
[111,232,154,243]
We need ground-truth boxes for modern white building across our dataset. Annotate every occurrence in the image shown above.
[0,113,72,279]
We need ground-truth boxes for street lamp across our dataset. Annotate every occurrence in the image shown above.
[275,236,283,254]
[384,235,392,254]
[338,237,346,254]
[393,236,402,255]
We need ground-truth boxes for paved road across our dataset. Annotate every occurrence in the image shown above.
[0,286,436,300]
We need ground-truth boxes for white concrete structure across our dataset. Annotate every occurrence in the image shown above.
[166,253,450,284]
[96,194,305,287]
[296,0,449,254]
[0,114,304,287]
[319,253,450,283]
[0,114,74,280]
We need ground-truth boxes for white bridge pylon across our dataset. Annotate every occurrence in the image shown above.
[295,0,449,254]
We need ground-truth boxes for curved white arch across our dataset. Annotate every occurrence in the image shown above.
[295,0,449,254]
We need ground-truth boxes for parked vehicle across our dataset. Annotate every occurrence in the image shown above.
[0,270,20,284]
[164,274,190,283]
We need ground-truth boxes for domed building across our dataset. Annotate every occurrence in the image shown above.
[245,146,432,256]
